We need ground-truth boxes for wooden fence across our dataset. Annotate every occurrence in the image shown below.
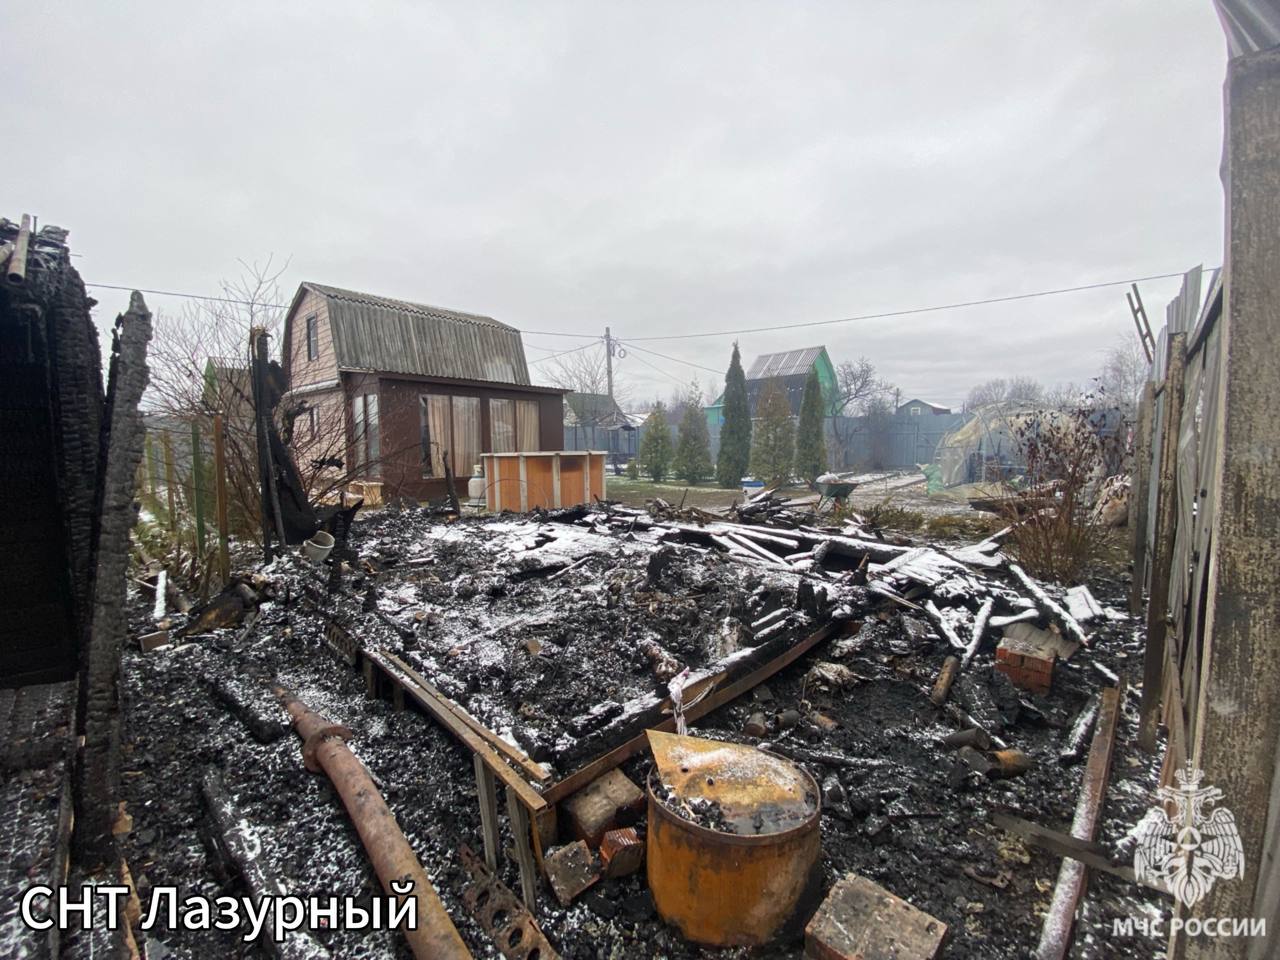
[1130,265,1222,771]
[138,413,232,590]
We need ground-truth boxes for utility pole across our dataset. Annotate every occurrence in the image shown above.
[605,326,614,401]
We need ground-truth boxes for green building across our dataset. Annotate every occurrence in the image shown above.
[705,345,838,432]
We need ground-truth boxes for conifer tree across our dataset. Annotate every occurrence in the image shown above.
[673,385,713,485]
[750,379,795,485]
[638,402,673,482]
[794,368,828,483]
[716,342,752,487]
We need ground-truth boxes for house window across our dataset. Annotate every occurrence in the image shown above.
[516,399,539,450]
[490,399,516,453]
[305,315,319,361]
[490,398,541,453]
[910,405,922,416]
[421,395,540,479]
[353,393,380,477]
[307,407,318,439]
[452,397,481,476]
[419,394,481,478]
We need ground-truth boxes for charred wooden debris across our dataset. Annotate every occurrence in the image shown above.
[123,488,1163,958]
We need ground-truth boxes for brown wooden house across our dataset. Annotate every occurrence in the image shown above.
[281,282,566,502]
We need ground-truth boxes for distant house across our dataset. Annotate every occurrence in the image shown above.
[563,392,639,465]
[705,346,838,430]
[280,282,567,501]
[896,398,952,417]
[202,359,254,425]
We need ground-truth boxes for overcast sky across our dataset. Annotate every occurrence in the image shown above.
[6,2,1227,407]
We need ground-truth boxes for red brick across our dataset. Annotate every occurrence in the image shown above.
[599,827,644,878]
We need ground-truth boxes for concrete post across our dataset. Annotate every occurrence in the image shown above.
[1183,44,1280,960]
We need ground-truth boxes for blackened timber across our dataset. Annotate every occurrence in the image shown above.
[201,770,331,960]
[74,292,151,866]
[1034,683,1124,960]
[545,619,840,801]
[208,675,288,744]
[251,328,279,560]
[380,651,551,784]
[367,650,549,813]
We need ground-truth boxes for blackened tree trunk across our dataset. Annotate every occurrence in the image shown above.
[74,291,151,868]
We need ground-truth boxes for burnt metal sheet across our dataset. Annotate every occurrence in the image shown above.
[306,282,532,385]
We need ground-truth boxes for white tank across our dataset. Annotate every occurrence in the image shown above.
[467,464,485,502]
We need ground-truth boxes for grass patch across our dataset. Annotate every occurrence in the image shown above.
[860,496,926,532]
[924,512,1005,540]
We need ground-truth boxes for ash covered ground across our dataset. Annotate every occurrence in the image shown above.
[116,504,1168,959]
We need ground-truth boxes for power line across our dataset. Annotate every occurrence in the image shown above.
[622,270,1193,342]
[526,339,601,365]
[86,267,1195,354]
[83,280,601,339]
[85,282,289,309]
[625,348,689,387]
[623,341,723,376]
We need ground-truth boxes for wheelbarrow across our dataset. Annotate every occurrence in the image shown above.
[814,476,858,512]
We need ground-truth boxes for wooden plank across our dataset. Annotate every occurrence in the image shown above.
[162,430,176,531]
[1179,317,1223,754]
[367,651,548,813]
[1034,684,1124,960]
[1138,332,1187,752]
[506,785,539,910]
[991,811,1165,892]
[474,754,500,871]
[213,413,230,584]
[382,651,551,783]
[542,620,840,804]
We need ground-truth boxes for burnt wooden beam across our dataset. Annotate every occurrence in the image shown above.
[1137,332,1186,753]
[543,619,842,804]
[75,292,152,867]
[1034,682,1124,960]
[201,770,331,959]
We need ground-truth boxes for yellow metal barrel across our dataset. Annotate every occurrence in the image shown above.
[645,731,821,947]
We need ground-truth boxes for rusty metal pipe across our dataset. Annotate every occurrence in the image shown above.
[7,214,31,285]
[275,687,471,960]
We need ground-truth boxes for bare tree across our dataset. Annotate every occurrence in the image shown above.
[834,358,891,416]
[146,258,291,544]
[1096,332,1149,416]
[1042,381,1086,411]
[829,357,895,467]
[145,257,406,548]
[964,376,1044,412]
[542,343,631,409]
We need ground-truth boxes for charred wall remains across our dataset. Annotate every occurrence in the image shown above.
[0,216,103,687]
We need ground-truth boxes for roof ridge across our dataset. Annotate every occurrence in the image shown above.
[754,345,826,357]
[302,281,514,331]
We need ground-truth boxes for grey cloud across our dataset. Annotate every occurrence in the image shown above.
[3,1,1226,406]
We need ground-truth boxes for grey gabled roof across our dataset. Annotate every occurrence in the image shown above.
[302,282,531,385]
[745,346,825,381]
[564,392,624,426]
